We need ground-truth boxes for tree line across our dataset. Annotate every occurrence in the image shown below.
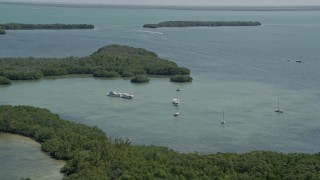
[0,23,94,34]
[1,105,320,179]
[0,44,192,84]
[143,21,261,28]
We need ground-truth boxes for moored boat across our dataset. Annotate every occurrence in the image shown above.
[120,93,134,99]
[274,97,284,113]
[172,98,179,106]
[107,91,121,97]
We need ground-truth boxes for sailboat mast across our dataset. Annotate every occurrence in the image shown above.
[223,108,224,120]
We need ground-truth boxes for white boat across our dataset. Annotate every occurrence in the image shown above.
[107,91,121,97]
[120,93,134,99]
[220,109,226,124]
[172,98,179,106]
[173,112,179,116]
[274,97,284,113]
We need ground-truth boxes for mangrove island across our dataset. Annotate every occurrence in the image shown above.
[0,44,192,83]
[143,21,261,28]
[0,23,94,34]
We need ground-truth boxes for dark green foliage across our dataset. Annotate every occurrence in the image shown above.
[0,76,11,85]
[130,75,150,83]
[0,23,94,30]
[0,45,191,82]
[0,105,112,179]
[3,70,43,80]
[143,21,261,28]
[170,75,193,82]
[1,105,320,179]
[121,71,135,77]
[93,70,119,78]
[41,67,68,76]
[0,28,5,34]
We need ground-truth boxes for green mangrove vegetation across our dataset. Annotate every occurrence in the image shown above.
[93,70,119,78]
[130,75,150,83]
[170,75,193,83]
[0,76,11,85]
[0,23,94,34]
[0,28,5,34]
[0,44,191,83]
[1,105,320,179]
[143,21,261,28]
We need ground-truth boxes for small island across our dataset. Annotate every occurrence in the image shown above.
[170,75,193,83]
[0,23,94,34]
[130,75,150,83]
[143,21,261,28]
[0,44,192,83]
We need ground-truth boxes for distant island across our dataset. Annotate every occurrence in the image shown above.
[143,21,261,28]
[0,44,192,84]
[0,23,94,34]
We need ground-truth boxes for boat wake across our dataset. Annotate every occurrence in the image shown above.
[133,29,163,35]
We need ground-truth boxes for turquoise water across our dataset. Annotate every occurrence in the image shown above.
[1,3,320,155]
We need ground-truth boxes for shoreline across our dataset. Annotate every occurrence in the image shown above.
[0,133,65,180]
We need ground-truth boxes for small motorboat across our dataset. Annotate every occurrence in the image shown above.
[176,88,181,92]
[107,91,121,97]
[120,93,134,99]
[172,98,179,106]
[174,112,179,116]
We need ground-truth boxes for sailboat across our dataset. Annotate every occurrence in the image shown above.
[220,109,226,124]
[274,97,284,113]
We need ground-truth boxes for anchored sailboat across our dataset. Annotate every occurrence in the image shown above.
[220,109,226,124]
[274,97,284,113]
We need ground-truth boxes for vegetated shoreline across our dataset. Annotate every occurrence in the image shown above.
[1,105,320,179]
[0,44,192,83]
[0,23,94,35]
[143,20,261,28]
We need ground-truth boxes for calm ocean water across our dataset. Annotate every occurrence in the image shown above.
[1,3,320,178]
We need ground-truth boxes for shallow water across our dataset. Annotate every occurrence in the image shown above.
[0,133,64,180]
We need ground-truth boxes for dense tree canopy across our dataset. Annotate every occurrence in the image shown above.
[170,75,193,82]
[0,44,191,83]
[1,105,320,179]
[130,75,150,83]
[0,28,5,34]
[0,76,11,85]
[143,21,261,28]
